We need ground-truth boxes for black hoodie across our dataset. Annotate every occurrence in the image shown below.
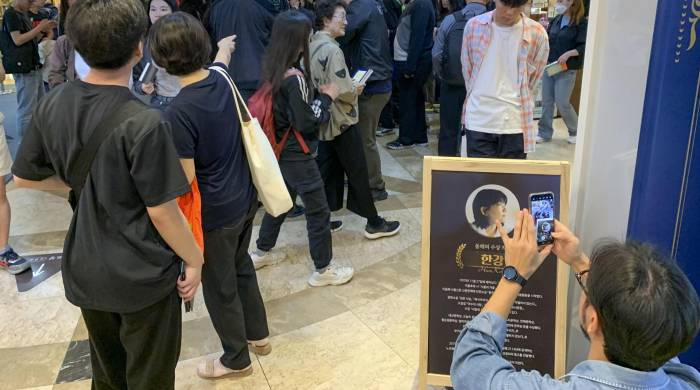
[208,0,289,91]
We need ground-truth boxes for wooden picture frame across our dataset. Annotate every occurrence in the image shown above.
[418,157,571,388]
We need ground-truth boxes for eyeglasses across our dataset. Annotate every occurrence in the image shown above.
[575,269,589,295]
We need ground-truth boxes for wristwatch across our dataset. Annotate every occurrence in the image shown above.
[502,266,528,287]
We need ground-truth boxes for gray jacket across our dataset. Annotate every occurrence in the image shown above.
[451,312,700,390]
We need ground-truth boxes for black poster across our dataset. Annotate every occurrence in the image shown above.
[427,171,560,376]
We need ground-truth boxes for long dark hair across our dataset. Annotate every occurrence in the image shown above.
[261,10,312,93]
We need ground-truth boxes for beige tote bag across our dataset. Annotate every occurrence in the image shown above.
[211,66,292,217]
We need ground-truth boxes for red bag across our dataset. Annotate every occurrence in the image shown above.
[177,180,204,252]
[247,69,311,160]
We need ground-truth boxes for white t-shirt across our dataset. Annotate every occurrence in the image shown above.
[75,51,134,89]
[465,19,524,134]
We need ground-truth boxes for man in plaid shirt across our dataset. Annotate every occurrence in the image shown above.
[461,0,549,158]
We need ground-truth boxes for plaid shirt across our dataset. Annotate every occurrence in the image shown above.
[461,12,549,153]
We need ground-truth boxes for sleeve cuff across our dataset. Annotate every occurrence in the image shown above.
[468,311,508,350]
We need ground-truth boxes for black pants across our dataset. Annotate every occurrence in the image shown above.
[465,130,527,159]
[257,159,332,270]
[438,81,467,156]
[396,57,432,145]
[379,79,400,129]
[81,290,181,390]
[203,202,269,370]
[317,125,379,219]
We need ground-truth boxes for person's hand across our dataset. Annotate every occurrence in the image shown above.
[141,82,155,95]
[39,19,57,32]
[217,35,237,54]
[557,52,571,66]
[177,263,202,302]
[550,220,588,272]
[497,209,552,280]
[354,81,365,96]
[319,83,341,100]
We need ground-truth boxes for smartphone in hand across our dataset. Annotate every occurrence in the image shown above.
[529,192,555,246]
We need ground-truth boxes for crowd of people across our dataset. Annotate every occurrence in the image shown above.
[1,0,699,389]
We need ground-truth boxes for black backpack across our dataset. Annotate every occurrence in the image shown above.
[0,12,39,74]
[440,10,472,86]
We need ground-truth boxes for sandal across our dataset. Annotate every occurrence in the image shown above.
[196,358,253,380]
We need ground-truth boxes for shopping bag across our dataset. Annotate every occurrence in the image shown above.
[177,179,204,251]
[210,66,293,217]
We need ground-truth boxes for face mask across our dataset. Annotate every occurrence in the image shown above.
[555,3,568,15]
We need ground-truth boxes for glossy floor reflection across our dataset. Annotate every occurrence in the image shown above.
[0,115,573,389]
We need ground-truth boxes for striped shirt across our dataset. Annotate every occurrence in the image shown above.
[461,11,549,153]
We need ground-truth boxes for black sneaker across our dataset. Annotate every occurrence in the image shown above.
[386,140,415,150]
[375,127,396,137]
[330,220,343,233]
[364,218,401,240]
[0,248,31,275]
[288,204,305,218]
[372,189,388,202]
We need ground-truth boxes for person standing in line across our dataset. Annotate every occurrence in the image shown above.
[133,0,181,110]
[251,11,356,288]
[536,0,587,145]
[432,0,488,156]
[207,0,289,102]
[1,0,56,148]
[310,0,401,240]
[386,0,435,150]
[11,1,203,388]
[47,0,77,88]
[337,0,394,201]
[461,0,549,159]
[153,12,271,380]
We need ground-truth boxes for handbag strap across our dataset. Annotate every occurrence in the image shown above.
[68,99,147,199]
[210,66,251,126]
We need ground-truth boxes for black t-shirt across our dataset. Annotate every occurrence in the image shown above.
[2,8,40,71]
[12,81,190,313]
[165,63,256,232]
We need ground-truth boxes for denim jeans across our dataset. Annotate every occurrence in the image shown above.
[14,70,45,146]
[538,69,578,140]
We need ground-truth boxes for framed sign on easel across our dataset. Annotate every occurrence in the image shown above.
[418,157,571,388]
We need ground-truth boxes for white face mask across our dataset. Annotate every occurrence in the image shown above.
[555,3,568,15]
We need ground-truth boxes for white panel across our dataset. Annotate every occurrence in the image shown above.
[566,0,659,370]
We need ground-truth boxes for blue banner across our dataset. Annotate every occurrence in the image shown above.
[629,0,700,368]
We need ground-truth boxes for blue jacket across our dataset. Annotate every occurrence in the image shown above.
[451,312,700,390]
[207,0,288,91]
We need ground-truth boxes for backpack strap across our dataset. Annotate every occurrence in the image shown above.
[67,99,147,209]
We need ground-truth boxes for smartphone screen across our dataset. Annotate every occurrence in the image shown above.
[529,192,555,245]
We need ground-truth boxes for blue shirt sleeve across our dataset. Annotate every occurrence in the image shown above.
[432,14,455,62]
[450,312,566,390]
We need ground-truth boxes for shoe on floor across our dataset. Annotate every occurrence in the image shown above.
[330,220,343,233]
[387,140,416,150]
[375,127,396,137]
[308,262,354,287]
[197,359,253,380]
[372,189,389,202]
[536,135,551,143]
[250,249,285,270]
[415,141,429,147]
[568,136,577,144]
[0,248,31,275]
[248,338,272,356]
[365,218,401,240]
[288,203,305,218]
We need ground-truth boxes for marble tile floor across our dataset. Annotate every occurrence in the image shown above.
[0,118,573,389]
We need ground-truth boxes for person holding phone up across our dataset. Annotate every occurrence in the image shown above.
[536,0,587,145]
[309,0,401,241]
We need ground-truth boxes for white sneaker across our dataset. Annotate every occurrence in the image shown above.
[250,249,285,270]
[307,262,354,287]
[536,135,550,143]
[568,136,577,144]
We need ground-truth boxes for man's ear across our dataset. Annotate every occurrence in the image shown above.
[480,206,489,216]
[585,303,603,338]
[133,40,144,64]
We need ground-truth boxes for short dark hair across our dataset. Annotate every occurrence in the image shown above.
[66,0,147,70]
[148,12,212,76]
[497,0,529,8]
[314,0,345,31]
[587,241,700,371]
[472,189,507,229]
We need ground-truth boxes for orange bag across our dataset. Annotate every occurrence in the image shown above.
[177,180,204,251]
